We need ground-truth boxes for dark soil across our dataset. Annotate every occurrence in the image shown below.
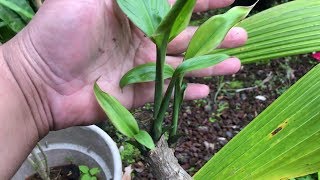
[131,55,318,179]
[26,164,80,180]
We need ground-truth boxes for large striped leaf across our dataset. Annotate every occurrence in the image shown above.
[0,5,26,33]
[211,0,320,64]
[195,64,320,179]
[0,0,34,19]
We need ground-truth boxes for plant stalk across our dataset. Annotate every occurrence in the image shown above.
[152,35,170,140]
[152,75,177,141]
[169,76,183,141]
[154,37,169,118]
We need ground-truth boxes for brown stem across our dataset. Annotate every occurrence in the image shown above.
[147,136,192,180]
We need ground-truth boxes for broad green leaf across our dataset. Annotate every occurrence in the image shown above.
[116,0,170,37]
[0,0,34,19]
[79,165,89,174]
[185,4,254,59]
[133,130,155,150]
[89,168,100,176]
[152,0,196,44]
[90,177,97,180]
[195,64,320,179]
[0,5,26,32]
[119,62,174,88]
[94,83,139,137]
[212,0,320,64]
[176,54,229,74]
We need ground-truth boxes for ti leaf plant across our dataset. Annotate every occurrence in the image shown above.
[93,0,320,179]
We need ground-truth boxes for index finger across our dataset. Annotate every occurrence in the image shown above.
[168,0,235,12]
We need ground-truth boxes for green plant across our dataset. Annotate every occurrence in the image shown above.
[79,165,101,180]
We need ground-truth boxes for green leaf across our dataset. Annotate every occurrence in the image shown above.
[90,177,97,180]
[0,0,34,19]
[211,0,320,64]
[176,54,230,74]
[0,23,16,43]
[152,0,196,44]
[195,64,320,179]
[94,83,139,138]
[133,130,155,150]
[185,4,254,59]
[89,168,100,176]
[119,62,174,88]
[116,0,170,37]
[81,174,91,180]
[79,165,89,174]
[0,5,26,32]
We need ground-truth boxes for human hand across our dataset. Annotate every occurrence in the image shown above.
[2,0,247,134]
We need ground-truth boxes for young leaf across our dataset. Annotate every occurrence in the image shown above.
[116,0,170,37]
[94,83,139,137]
[134,130,155,150]
[81,174,91,180]
[152,0,196,44]
[89,168,100,176]
[176,54,230,74]
[0,0,34,19]
[119,62,174,88]
[195,64,320,179]
[185,4,255,59]
[212,0,320,64]
[79,165,89,174]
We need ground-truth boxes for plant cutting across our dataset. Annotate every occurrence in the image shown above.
[94,0,320,179]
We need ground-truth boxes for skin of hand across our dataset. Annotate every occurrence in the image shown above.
[0,0,246,177]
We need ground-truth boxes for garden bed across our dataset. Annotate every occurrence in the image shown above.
[126,55,318,179]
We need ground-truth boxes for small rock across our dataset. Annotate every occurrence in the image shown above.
[203,141,215,151]
[241,93,247,100]
[198,126,209,132]
[226,131,233,138]
[204,105,211,112]
[217,137,228,145]
[255,95,267,101]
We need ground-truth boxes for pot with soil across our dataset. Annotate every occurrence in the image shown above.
[13,125,122,180]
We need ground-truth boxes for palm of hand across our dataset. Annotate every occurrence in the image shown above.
[13,0,244,130]
[23,0,168,129]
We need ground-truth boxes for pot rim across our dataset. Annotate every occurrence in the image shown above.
[86,125,122,180]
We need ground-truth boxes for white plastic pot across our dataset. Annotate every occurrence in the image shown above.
[13,125,122,180]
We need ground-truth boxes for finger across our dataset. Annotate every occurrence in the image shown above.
[187,57,241,77]
[133,81,210,107]
[168,27,247,55]
[218,27,247,49]
[168,26,197,55]
[166,56,241,77]
[184,83,210,100]
[168,0,235,12]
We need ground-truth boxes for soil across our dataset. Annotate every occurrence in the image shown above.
[131,55,318,179]
[26,164,80,180]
